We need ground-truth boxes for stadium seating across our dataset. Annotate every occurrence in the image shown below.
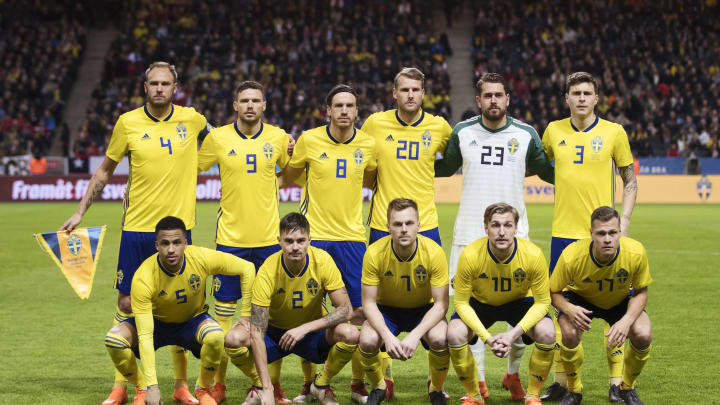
[470,0,719,158]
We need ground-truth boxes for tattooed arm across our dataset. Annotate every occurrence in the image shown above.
[277,287,351,351]
[60,157,119,231]
[618,165,638,236]
[249,304,273,399]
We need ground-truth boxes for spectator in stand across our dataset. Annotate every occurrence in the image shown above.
[29,150,48,175]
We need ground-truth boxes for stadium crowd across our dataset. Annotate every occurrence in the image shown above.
[0,0,87,157]
[76,0,453,157]
[470,0,720,158]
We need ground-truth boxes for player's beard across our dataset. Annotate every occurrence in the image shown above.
[147,95,172,110]
[238,116,261,127]
[482,105,507,123]
[399,102,421,117]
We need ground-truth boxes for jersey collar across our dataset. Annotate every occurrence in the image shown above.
[157,254,186,277]
[391,238,418,262]
[395,108,425,127]
[589,242,620,267]
[235,120,263,139]
[281,253,309,278]
[487,237,518,264]
[479,116,513,133]
[325,125,356,144]
[570,115,599,132]
[144,104,174,122]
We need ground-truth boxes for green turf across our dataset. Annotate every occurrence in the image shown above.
[1,202,718,404]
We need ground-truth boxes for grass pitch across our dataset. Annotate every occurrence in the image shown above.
[1,202,718,404]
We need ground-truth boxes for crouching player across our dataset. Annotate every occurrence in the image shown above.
[447,203,555,405]
[359,198,450,405]
[224,213,359,405]
[550,206,652,405]
[103,216,256,405]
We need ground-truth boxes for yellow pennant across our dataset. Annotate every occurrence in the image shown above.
[34,226,107,299]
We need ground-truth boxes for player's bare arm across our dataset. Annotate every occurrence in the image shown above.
[278,287,351,351]
[59,156,119,231]
[551,291,592,331]
[606,287,648,348]
[249,304,274,403]
[362,283,408,360]
[362,168,377,189]
[277,165,304,188]
[401,285,448,358]
[618,164,638,236]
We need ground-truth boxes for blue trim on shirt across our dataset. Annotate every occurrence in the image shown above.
[234,120,264,139]
[325,125,356,144]
[144,104,174,122]
[570,115,599,132]
[487,237,518,264]
[589,242,620,267]
[395,109,425,127]
[281,254,309,278]
[157,254,186,277]
[391,238,418,262]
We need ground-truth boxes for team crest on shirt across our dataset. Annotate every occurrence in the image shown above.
[421,131,432,149]
[116,269,124,285]
[213,277,221,293]
[306,278,320,296]
[188,273,201,292]
[176,122,188,141]
[615,268,629,284]
[507,138,520,155]
[414,265,428,283]
[513,268,526,284]
[353,148,364,167]
[263,142,274,160]
[591,136,603,153]
[67,234,82,256]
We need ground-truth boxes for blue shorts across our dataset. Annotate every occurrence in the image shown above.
[116,230,193,294]
[549,237,577,274]
[377,303,435,350]
[310,240,365,308]
[451,297,547,345]
[559,291,638,326]
[264,324,333,364]
[212,244,280,302]
[125,312,212,359]
[369,227,442,246]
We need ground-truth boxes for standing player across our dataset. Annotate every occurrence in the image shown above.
[224,213,360,405]
[358,198,450,405]
[361,67,452,399]
[550,207,652,405]
[447,203,555,405]
[197,80,295,404]
[60,62,210,405]
[279,84,377,403]
[103,216,257,405]
[435,72,555,401]
[540,72,638,402]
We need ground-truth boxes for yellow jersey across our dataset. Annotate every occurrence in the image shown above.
[106,104,207,232]
[288,125,377,241]
[252,246,345,330]
[542,116,633,239]
[361,234,448,308]
[361,109,451,232]
[198,121,290,247]
[549,237,652,309]
[454,237,550,342]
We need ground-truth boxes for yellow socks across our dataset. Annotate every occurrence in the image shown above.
[195,322,224,389]
[226,347,262,387]
[315,342,357,386]
[300,357,316,384]
[560,343,584,393]
[604,322,624,384]
[379,351,393,382]
[449,343,480,397]
[527,342,555,396]
[359,348,385,390]
[213,302,236,386]
[105,332,144,388]
[427,348,450,392]
[622,342,651,389]
[112,308,132,388]
[269,359,283,385]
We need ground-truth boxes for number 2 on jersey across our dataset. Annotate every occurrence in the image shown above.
[292,290,303,308]
[396,140,419,160]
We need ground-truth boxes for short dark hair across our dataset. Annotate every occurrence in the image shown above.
[155,216,186,235]
[235,80,265,100]
[483,202,519,225]
[279,212,310,235]
[326,84,357,106]
[475,72,507,96]
[145,61,178,83]
[387,198,419,222]
[565,71,598,94]
[590,206,619,229]
[394,67,425,89]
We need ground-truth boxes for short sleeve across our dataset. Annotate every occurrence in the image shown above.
[288,132,308,168]
[130,265,154,315]
[361,249,381,286]
[322,253,346,291]
[197,132,218,172]
[429,244,449,288]
[437,118,452,153]
[541,126,555,162]
[549,252,571,293]
[276,132,291,168]
[251,263,275,307]
[106,117,128,162]
[631,245,652,290]
[613,125,634,168]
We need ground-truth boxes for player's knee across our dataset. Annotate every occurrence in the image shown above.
[560,330,580,349]
[359,330,380,352]
[335,323,360,344]
[224,328,247,348]
[629,321,652,349]
[203,329,224,350]
[533,324,556,345]
[117,294,132,314]
[426,328,447,350]
[446,321,469,346]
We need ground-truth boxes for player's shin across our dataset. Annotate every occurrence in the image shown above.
[105,332,145,388]
[196,323,225,389]
[300,357,316,384]
[379,351,393,382]
[469,338,487,381]
[269,358,283,385]
[527,343,555,396]
[213,302,236,386]
[560,343,584,393]
[359,348,386,390]
[507,330,526,374]
[449,343,480,397]
[226,347,261,387]
[604,322,624,385]
[351,349,365,385]
[428,348,450,392]
[621,342,651,389]
[316,342,358,386]
[112,308,132,388]
[552,317,567,385]
[171,345,189,387]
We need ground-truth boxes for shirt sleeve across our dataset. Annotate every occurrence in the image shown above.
[135,312,158,385]
[251,262,274,307]
[429,244,449,288]
[322,253,346,292]
[364,137,378,171]
[437,118,452,153]
[288,132,308,168]
[105,117,128,162]
[277,132,291,168]
[453,248,492,342]
[526,129,555,184]
[130,266,154,315]
[549,252,571,293]
[360,249,380,286]
[434,131,462,177]
[613,125,634,168]
[541,126,555,162]
[517,251,551,332]
[206,249,256,316]
[631,244,652,290]
[197,132,217,172]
